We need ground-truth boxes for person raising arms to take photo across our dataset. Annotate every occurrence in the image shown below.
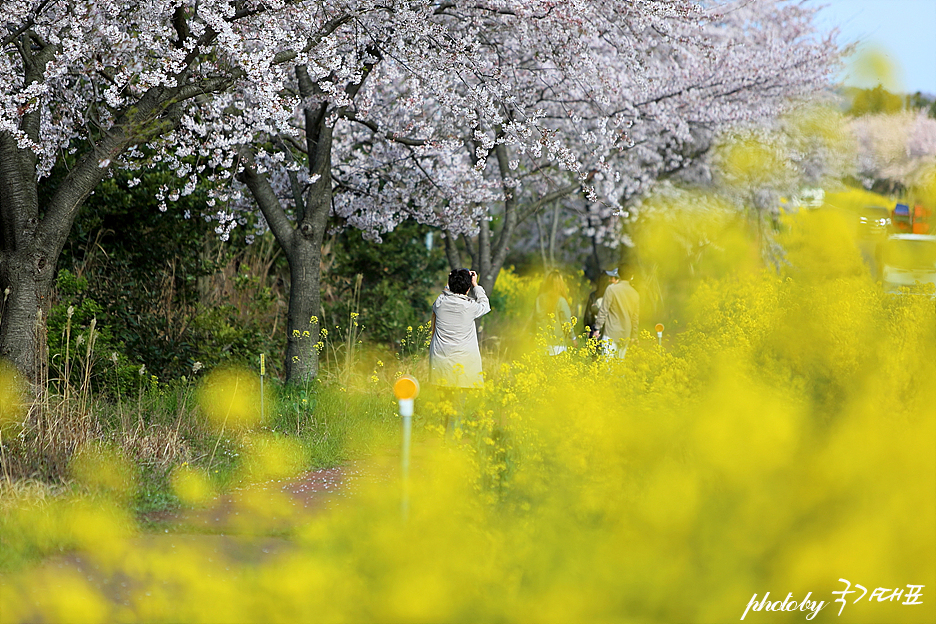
[429,269,491,389]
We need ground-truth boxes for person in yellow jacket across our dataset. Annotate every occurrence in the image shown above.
[591,265,639,359]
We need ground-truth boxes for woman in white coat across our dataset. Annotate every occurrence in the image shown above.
[429,269,491,388]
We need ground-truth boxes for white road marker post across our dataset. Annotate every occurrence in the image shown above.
[655,323,665,348]
[393,375,420,520]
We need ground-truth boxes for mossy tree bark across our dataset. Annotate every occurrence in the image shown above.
[0,29,234,386]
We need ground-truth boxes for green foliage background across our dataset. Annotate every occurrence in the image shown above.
[47,167,448,390]
[322,222,447,346]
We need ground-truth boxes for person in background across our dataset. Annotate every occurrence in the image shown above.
[591,265,639,359]
[429,268,490,389]
[534,270,577,355]
[582,272,611,335]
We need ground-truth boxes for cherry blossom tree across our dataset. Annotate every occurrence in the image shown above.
[528,0,843,261]
[210,0,722,381]
[236,0,843,383]
[0,0,353,383]
[0,0,707,383]
[1,0,840,385]
[850,111,936,194]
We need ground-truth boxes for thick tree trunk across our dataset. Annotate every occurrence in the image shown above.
[282,229,324,382]
[482,252,506,297]
[0,45,49,384]
[285,71,336,385]
[284,136,331,383]
[240,65,340,385]
[443,234,462,272]
[0,250,52,384]
[0,135,127,385]
[239,157,328,385]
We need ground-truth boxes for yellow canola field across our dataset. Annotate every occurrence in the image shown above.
[1,217,934,624]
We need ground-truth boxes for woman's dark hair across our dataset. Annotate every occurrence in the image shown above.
[539,270,568,314]
[595,273,611,298]
[448,268,473,295]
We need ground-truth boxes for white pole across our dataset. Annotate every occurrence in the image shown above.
[399,397,414,520]
[393,375,419,521]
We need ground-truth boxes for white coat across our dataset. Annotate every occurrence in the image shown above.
[429,285,490,388]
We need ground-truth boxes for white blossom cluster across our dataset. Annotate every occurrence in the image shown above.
[850,111,936,190]
[539,0,842,247]
[2,0,840,244]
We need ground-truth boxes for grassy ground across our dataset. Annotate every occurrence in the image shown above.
[0,362,405,536]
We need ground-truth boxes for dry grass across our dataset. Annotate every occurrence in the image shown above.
[0,478,66,514]
[118,424,192,470]
[1,328,200,485]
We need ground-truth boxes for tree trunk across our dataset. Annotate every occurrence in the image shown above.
[478,217,493,288]
[239,150,329,385]
[239,65,342,385]
[0,136,129,385]
[0,132,104,387]
[0,48,50,385]
[443,234,462,272]
[282,226,324,382]
[536,212,548,269]
[548,201,561,268]
[0,250,51,385]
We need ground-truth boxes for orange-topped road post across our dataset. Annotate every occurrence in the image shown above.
[393,375,420,519]
[655,323,664,347]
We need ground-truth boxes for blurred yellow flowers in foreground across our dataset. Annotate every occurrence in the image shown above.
[197,367,266,432]
[1,222,934,624]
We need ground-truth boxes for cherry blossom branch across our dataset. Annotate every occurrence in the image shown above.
[238,150,296,250]
[343,115,429,147]
[271,14,353,65]
[0,0,55,49]
[518,181,582,224]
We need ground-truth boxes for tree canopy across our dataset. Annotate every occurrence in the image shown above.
[2,0,841,383]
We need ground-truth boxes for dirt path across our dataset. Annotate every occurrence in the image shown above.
[3,464,379,622]
[142,464,348,533]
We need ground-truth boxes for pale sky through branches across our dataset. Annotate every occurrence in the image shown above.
[808,0,936,95]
